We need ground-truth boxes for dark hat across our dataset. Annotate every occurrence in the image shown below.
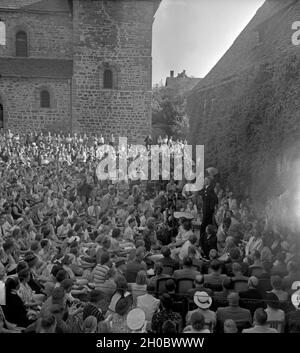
[115,296,133,316]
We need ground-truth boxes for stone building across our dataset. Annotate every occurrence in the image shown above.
[0,0,160,143]
[188,0,300,203]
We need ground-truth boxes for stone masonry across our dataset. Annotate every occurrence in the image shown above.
[0,0,160,143]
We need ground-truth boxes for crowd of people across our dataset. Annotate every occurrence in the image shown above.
[0,130,300,334]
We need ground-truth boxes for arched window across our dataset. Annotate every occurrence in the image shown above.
[0,101,3,129]
[103,69,113,89]
[0,21,6,46]
[16,31,28,57]
[40,90,50,108]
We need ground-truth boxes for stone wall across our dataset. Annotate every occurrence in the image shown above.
[188,0,300,204]
[0,11,72,58]
[72,0,157,143]
[0,77,71,132]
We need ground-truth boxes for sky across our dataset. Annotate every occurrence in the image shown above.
[152,0,265,85]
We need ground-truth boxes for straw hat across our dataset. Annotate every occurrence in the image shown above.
[193,291,212,309]
[126,308,146,331]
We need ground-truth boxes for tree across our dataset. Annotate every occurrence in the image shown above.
[152,85,189,140]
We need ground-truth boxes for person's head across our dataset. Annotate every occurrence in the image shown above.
[194,274,204,287]
[146,283,156,295]
[16,261,29,274]
[209,249,218,260]
[136,270,147,285]
[61,279,74,293]
[115,296,133,317]
[50,304,65,321]
[115,275,128,296]
[128,217,136,228]
[154,262,163,276]
[227,292,240,307]
[191,311,206,332]
[40,239,50,251]
[223,217,231,231]
[3,239,14,254]
[5,277,20,294]
[160,293,173,311]
[222,277,234,291]
[248,276,259,289]
[135,247,145,263]
[182,220,192,231]
[287,261,298,274]
[253,308,268,326]
[108,185,115,196]
[210,260,221,273]
[204,177,211,186]
[265,292,280,310]
[165,279,176,293]
[232,262,242,276]
[30,240,41,253]
[183,256,193,268]
[253,250,261,261]
[56,269,68,284]
[162,320,177,334]
[161,246,171,258]
[24,253,38,269]
[100,251,110,266]
[224,319,237,333]
[271,275,283,291]
[229,248,241,262]
[51,287,66,305]
[83,316,98,333]
[18,268,30,283]
[206,225,215,236]
[38,315,57,333]
[112,228,121,240]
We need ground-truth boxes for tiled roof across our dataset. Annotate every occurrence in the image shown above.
[0,0,70,12]
[0,57,73,78]
[22,0,71,12]
[0,1,41,9]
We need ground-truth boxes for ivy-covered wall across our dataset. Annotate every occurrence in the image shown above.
[188,0,300,207]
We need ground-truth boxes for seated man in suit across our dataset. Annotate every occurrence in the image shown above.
[216,292,252,332]
[173,256,201,281]
[203,260,228,290]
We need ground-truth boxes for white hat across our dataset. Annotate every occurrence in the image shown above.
[291,281,300,291]
[194,291,212,309]
[126,308,146,331]
[291,289,300,309]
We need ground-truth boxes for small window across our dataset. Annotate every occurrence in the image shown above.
[0,21,6,46]
[0,103,3,128]
[103,69,113,89]
[16,31,28,57]
[40,90,50,108]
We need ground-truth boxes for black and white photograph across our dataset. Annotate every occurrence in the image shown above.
[0,0,300,348]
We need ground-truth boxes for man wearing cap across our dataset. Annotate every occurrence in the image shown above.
[186,291,216,330]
